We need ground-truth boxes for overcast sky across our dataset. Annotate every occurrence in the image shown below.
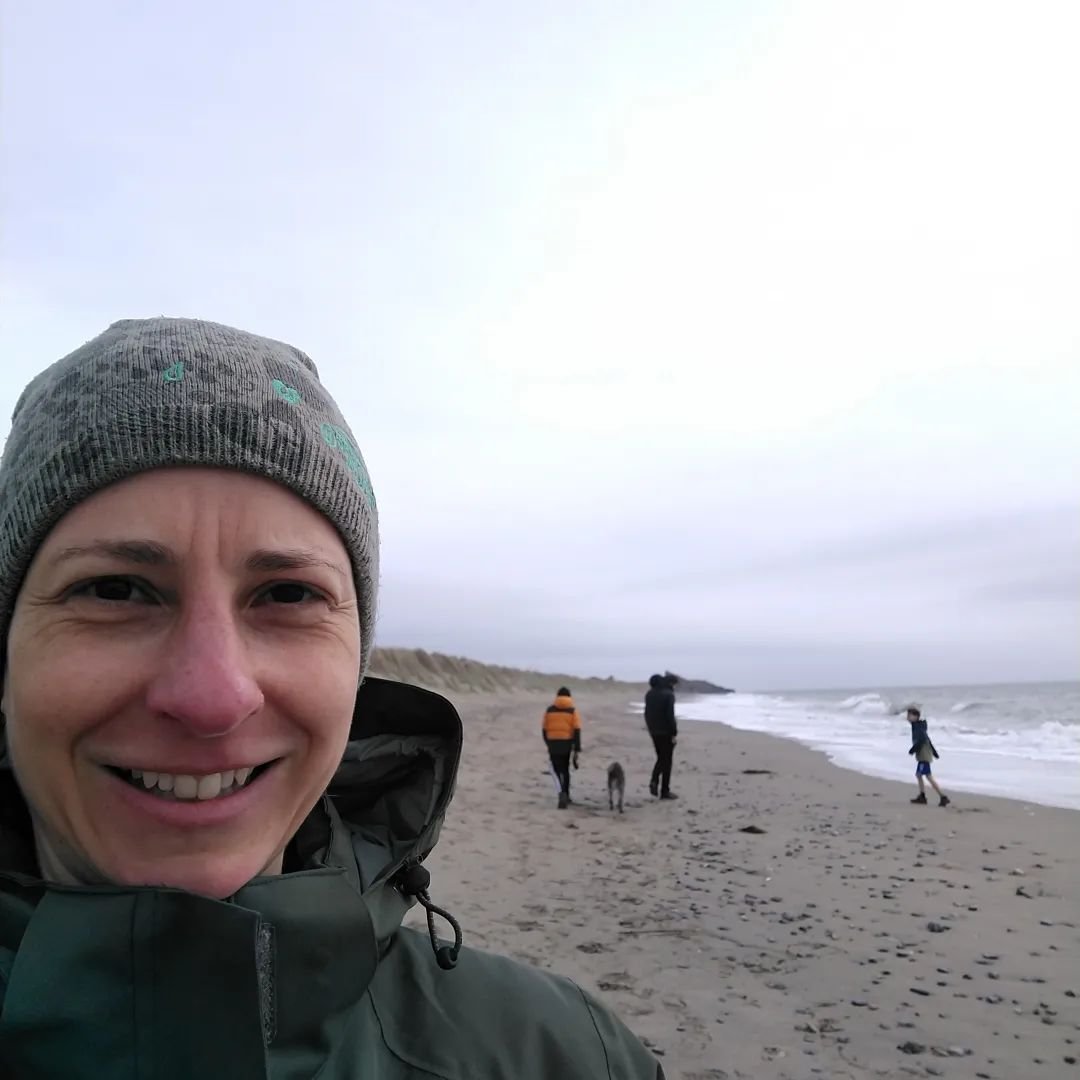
[2,2,1077,690]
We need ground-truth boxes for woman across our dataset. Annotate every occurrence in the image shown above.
[0,319,663,1078]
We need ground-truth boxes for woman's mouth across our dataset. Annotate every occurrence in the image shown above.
[106,762,277,801]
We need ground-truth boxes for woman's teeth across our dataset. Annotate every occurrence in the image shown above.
[127,767,255,800]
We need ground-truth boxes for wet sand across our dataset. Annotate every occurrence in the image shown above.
[406,687,1080,1080]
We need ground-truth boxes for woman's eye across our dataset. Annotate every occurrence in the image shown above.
[261,583,320,605]
[72,577,152,603]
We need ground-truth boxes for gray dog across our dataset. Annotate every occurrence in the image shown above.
[607,762,625,813]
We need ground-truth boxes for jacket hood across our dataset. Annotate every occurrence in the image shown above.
[0,677,464,1076]
[328,677,461,880]
[551,694,575,709]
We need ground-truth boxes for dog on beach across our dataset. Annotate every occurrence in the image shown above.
[607,762,625,813]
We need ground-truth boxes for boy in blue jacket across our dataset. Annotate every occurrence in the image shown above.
[907,706,950,807]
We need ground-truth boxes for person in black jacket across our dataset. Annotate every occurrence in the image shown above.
[644,674,678,800]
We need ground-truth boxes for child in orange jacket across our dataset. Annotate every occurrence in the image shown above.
[542,687,582,809]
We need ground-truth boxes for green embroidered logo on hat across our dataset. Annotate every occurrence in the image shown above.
[163,362,185,383]
[272,379,301,404]
[320,422,375,507]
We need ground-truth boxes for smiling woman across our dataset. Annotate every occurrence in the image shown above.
[6,469,361,899]
[0,318,662,1079]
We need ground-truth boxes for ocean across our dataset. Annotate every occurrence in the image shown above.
[672,681,1080,812]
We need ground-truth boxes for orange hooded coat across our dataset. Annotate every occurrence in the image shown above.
[542,693,582,751]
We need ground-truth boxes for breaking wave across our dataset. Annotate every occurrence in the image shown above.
[837,692,905,716]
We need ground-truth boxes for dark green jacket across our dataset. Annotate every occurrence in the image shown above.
[0,678,662,1078]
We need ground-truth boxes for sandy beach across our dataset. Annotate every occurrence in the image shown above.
[403,684,1080,1080]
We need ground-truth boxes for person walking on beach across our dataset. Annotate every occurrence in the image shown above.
[543,687,582,809]
[907,706,950,807]
[645,674,678,800]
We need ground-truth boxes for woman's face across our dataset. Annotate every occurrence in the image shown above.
[3,468,362,898]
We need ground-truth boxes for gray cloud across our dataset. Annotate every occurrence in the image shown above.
[2,4,1078,691]
[974,572,1080,605]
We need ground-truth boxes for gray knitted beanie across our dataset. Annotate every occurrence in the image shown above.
[0,317,379,673]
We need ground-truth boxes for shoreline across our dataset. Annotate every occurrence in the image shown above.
[679,710,1080,818]
[673,690,1080,815]
[408,686,1080,1079]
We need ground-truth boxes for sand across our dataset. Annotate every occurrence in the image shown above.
[404,685,1080,1080]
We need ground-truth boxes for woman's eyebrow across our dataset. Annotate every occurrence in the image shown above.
[245,548,350,581]
[51,539,174,567]
[49,542,348,582]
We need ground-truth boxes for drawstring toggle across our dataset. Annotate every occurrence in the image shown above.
[396,863,463,971]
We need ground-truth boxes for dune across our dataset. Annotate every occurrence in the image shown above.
[368,646,644,696]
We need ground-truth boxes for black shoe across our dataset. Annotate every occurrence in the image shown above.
[911,792,927,804]
[660,791,678,800]
[649,781,659,798]
[557,792,569,809]
[939,795,950,808]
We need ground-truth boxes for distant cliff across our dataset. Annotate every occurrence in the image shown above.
[664,671,735,695]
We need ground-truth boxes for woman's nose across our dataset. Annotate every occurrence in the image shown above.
[144,602,264,738]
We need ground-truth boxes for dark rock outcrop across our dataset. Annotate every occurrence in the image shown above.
[663,672,735,694]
